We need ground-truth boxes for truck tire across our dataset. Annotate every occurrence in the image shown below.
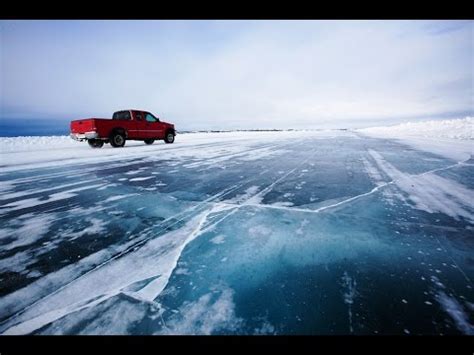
[144,139,154,145]
[164,131,175,144]
[88,139,104,148]
[110,132,126,148]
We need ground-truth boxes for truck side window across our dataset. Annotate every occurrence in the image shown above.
[134,112,143,121]
[145,113,157,122]
[113,111,131,120]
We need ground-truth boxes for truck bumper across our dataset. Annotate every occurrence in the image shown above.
[70,132,99,141]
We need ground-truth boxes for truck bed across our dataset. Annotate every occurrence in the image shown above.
[70,118,135,141]
[70,118,110,134]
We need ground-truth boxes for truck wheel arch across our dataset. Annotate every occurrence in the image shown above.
[109,127,127,147]
[110,127,128,139]
[164,129,175,144]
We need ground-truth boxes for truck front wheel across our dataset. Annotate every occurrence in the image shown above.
[144,139,154,145]
[88,139,104,148]
[110,132,126,148]
[164,131,175,144]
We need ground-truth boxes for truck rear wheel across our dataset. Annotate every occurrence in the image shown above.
[88,139,104,148]
[164,131,175,144]
[144,139,154,145]
[110,132,126,148]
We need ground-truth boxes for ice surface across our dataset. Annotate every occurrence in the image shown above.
[0,130,473,335]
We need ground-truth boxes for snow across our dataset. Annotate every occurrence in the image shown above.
[361,157,386,186]
[129,177,154,182]
[0,131,328,172]
[368,149,474,222]
[1,123,470,171]
[210,235,226,245]
[0,184,105,213]
[360,117,474,140]
[358,117,474,161]
[156,285,242,335]
[435,291,474,335]
[63,218,107,241]
[341,272,357,333]
[225,186,260,204]
[0,213,55,250]
[38,293,156,335]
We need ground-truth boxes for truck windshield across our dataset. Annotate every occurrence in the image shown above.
[113,111,131,120]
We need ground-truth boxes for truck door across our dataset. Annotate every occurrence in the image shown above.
[112,110,137,138]
[143,112,164,139]
[131,110,147,139]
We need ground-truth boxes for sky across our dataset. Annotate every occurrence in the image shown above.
[0,20,473,130]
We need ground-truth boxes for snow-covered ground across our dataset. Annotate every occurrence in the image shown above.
[0,130,329,172]
[358,117,473,161]
[0,127,473,335]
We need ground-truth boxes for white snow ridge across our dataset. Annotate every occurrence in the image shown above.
[358,117,474,161]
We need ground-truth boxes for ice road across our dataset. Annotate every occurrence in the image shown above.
[0,130,473,335]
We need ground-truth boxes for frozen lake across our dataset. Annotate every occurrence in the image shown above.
[0,130,473,335]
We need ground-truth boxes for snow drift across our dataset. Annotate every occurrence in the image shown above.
[358,117,473,162]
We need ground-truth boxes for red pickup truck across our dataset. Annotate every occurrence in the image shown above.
[70,109,175,148]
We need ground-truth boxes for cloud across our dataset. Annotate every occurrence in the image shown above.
[1,20,472,129]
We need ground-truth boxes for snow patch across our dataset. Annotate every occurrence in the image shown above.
[359,117,474,140]
[225,186,260,204]
[341,272,357,333]
[103,194,137,202]
[435,291,474,335]
[129,177,154,182]
[63,218,107,241]
[0,213,55,250]
[210,235,226,245]
[248,225,272,238]
[369,149,474,222]
[358,118,474,161]
[157,286,242,335]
